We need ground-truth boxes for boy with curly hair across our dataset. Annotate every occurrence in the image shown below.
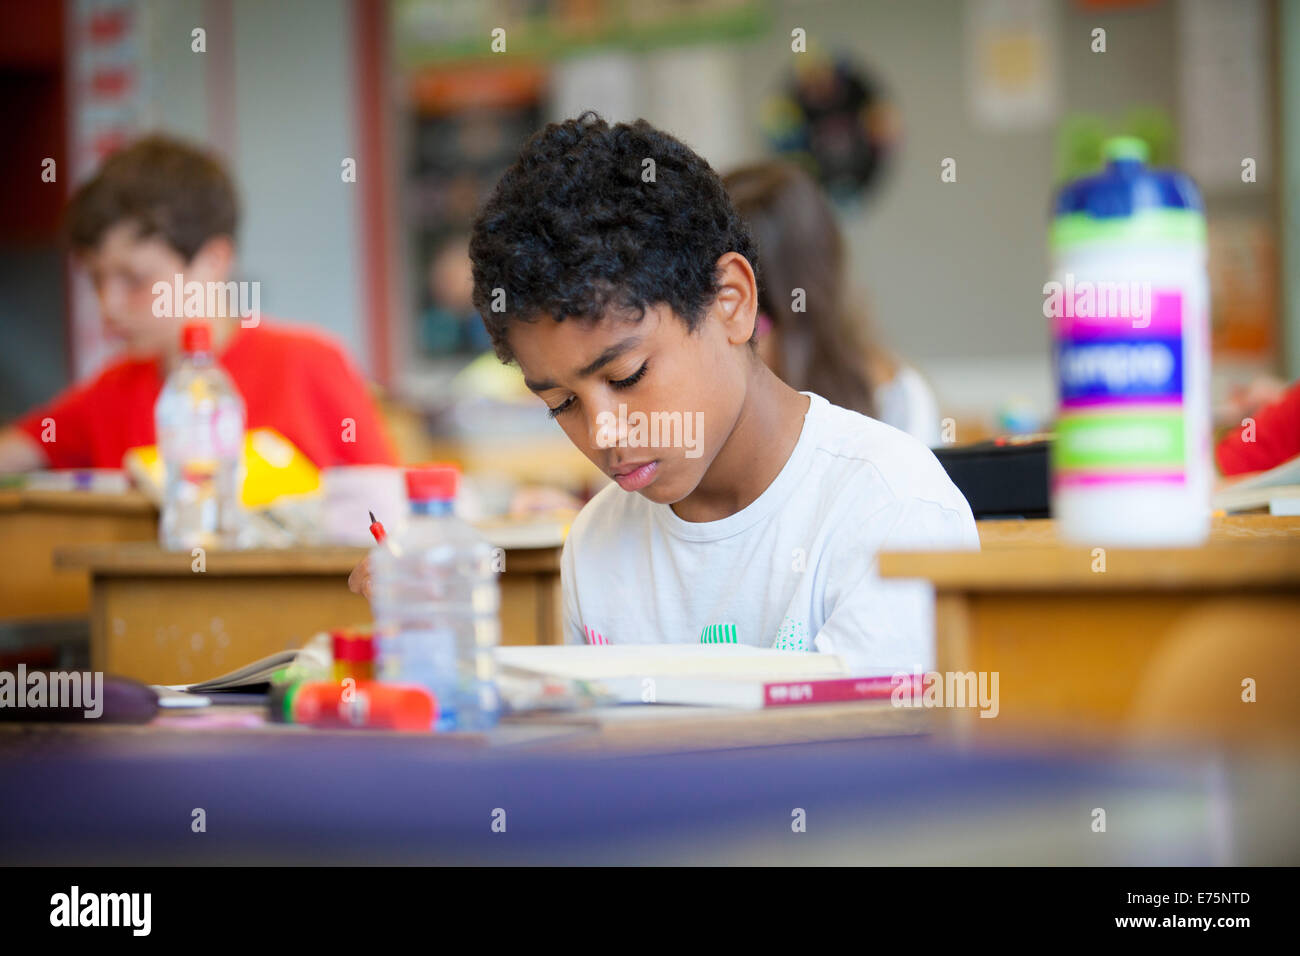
[361,113,978,671]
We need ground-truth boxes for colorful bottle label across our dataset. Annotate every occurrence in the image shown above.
[1053,289,1187,487]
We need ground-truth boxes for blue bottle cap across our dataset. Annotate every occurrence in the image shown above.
[1051,137,1205,249]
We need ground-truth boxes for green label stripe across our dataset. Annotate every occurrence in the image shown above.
[1050,209,1206,250]
[700,623,737,644]
[1054,412,1185,469]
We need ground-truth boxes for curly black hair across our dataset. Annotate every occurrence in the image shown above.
[469,112,758,361]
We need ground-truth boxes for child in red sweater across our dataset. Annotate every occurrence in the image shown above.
[0,136,395,471]
[1217,379,1300,476]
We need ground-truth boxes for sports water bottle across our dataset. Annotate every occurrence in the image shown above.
[369,466,501,731]
[155,321,247,550]
[1048,137,1211,546]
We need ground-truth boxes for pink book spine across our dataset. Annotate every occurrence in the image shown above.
[762,674,919,707]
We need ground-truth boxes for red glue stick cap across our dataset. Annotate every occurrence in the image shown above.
[332,630,375,662]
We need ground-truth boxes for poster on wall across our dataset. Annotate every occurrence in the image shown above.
[66,0,149,379]
[392,0,766,68]
[965,0,1060,130]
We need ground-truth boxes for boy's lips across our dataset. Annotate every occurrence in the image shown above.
[611,460,658,491]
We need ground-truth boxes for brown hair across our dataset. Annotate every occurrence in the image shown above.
[66,134,239,260]
[724,161,885,417]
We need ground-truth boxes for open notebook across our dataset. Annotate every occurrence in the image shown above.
[151,650,304,709]
[168,643,335,697]
[1213,453,1300,514]
[181,650,302,694]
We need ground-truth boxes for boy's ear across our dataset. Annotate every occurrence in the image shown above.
[712,252,758,346]
[189,235,235,280]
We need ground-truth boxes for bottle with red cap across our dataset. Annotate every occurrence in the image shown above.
[367,464,501,731]
[155,320,247,550]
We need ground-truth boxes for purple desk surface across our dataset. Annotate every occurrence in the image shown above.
[1,724,1281,865]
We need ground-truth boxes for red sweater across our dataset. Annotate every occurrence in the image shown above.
[1216,380,1300,476]
[14,321,397,469]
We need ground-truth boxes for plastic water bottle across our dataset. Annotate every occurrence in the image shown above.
[155,321,247,550]
[1047,137,1211,546]
[369,466,501,732]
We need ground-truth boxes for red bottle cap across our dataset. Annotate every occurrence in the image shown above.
[405,464,459,502]
[332,630,375,662]
[181,321,212,354]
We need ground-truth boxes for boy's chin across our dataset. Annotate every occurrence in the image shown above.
[629,468,696,506]
[634,485,676,505]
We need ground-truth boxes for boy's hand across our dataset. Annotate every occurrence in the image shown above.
[348,554,373,600]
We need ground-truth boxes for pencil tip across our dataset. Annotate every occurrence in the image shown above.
[368,511,377,524]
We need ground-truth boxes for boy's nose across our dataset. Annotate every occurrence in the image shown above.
[586,399,626,453]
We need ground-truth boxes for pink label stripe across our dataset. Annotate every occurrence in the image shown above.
[1060,395,1184,409]
[1054,471,1186,487]
[1054,290,1183,338]
[1057,402,1188,419]
[584,625,610,645]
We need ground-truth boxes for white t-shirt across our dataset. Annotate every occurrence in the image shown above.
[560,392,979,674]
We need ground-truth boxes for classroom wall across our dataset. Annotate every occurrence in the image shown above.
[153,0,368,371]
[1282,0,1300,379]
[0,0,67,421]
[145,0,367,368]
[4,0,1287,429]
[728,0,1188,418]
[551,0,1216,421]
[228,0,367,368]
[0,251,66,422]
[144,0,209,145]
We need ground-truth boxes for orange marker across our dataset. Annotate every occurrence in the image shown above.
[273,680,436,732]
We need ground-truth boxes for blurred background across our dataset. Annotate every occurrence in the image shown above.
[0,0,1290,501]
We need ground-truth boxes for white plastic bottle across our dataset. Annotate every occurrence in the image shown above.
[1047,137,1211,546]
[369,466,501,732]
[155,321,247,550]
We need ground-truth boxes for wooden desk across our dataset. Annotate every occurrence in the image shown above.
[0,489,156,620]
[880,538,1300,746]
[977,513,1300,548]
[56,540,563,684]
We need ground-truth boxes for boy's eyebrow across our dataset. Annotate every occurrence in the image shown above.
[523,335,644,392]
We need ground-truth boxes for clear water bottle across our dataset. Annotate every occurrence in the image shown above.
[369,466,501,732]
[155,321,247,550]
